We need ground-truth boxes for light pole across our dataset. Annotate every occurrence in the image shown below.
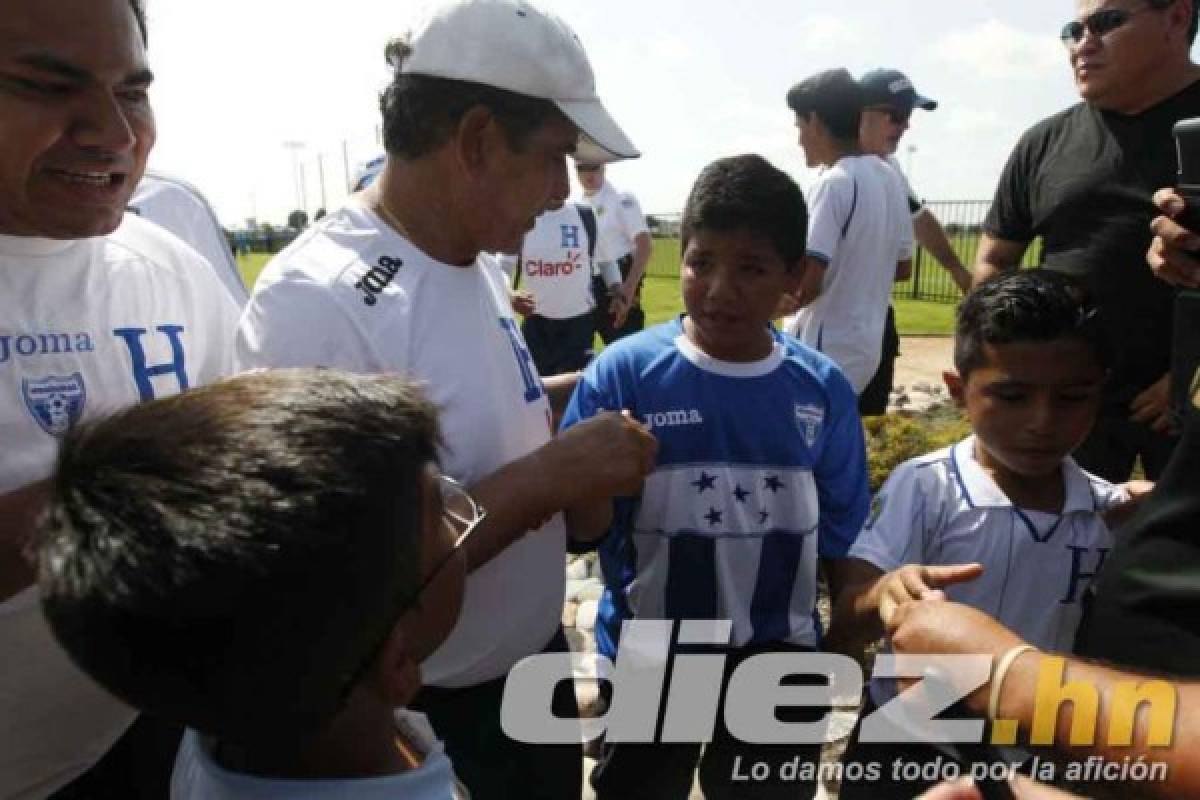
[282,140,307,214]
[905,144,917,180]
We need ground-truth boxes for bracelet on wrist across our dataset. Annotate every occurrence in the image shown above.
[988,644,1038,721]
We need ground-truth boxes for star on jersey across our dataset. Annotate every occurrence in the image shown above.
[634,466,819,539]
[692,471,717,493]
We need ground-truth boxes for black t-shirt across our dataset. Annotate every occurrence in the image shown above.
[1075,406,1200,676]
[984,83,1199,407]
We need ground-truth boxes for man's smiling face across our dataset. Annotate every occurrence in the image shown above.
[0,0,155,239]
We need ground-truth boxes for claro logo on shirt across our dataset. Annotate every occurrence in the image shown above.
[355,255,403,306]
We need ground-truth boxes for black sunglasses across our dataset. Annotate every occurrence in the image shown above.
[866,106,910,125]
[1060,4,1155,44]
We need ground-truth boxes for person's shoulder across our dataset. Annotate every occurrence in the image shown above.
[594,320,680,367]
[1015,101,1092,148]
[810,163,856,194]
[104,213,221,292]
[253,205,406,310]
[882,439,961,499]
[129,172,210,217]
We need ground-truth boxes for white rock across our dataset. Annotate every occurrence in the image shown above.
[576,579,605,604]
[562,601,578,629]
[565,578,590,603]
[565,627,589,653]
[577,600,599,631]
[566,558,589,581]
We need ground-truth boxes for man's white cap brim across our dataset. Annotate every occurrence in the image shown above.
[557,99,640,164]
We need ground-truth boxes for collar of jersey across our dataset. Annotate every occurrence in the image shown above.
[950,436,1097,514]
[672,326,784,378]
[0,233,79,258]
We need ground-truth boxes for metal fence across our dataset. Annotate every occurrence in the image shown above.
[646,200,1044,304]
[892,200,1043,304]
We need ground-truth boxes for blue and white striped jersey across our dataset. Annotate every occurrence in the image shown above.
[561,318,870,657]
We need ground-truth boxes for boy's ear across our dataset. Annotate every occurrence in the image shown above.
[943,370,966,408]
[371,623,423,708]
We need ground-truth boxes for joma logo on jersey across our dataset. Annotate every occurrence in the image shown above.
[643,408,704,429]
[0,332,95,365]
[526,251,582,277]
[355,255,403,306]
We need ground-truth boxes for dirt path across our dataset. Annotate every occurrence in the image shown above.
[895,336,954,391]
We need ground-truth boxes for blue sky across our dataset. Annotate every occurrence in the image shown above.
[143,0,1118,226]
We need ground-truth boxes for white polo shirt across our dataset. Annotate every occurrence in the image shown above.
[580,181,647,262]
[235,201,565,689]
[516,204,596,320]
[850,436,1126,708]
[784,155,913,392]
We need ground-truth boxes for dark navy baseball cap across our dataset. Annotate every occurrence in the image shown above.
[859,69,937,112]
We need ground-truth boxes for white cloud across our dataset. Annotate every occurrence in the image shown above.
[793,15,861,54]
[931,19,1064,80]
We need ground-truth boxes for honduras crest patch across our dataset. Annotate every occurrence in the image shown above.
[24,373,86,437]
[794,403,824,448]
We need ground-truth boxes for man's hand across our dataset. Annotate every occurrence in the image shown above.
[551,410,657,503]
[886,599,1026,709]
[1130,373,1172,433]
[877,563,984,628]
[1104,479,1155,529]
[1148,188,1200,289]
[510,289,536,317]
[607,285,629,329]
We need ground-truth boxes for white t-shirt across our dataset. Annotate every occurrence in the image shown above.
[785,155,913,392]
[0,215,238,799]
[171,710,463,800]
[884,154,923,215]
[130,171,248,305]
[516,204,596,320]
[235,202,566,688]
[850,436,1126,710]
[580,181,647,262]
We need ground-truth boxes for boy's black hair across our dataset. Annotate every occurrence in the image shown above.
[954,270,1111,378]
[680,154,808,266]
[380,37,564,160]
[38,369,440,742]
[785,68,863,143]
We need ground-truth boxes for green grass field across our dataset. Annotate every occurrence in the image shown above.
[238,242,958,335]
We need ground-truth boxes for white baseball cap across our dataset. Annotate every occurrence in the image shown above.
[401,0,640,164]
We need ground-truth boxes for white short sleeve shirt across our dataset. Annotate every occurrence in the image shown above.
[517,204,596,320]
[0,215,238,799]
[581,182,648,263]
[785,155,914,392]
[235,202,566,688]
